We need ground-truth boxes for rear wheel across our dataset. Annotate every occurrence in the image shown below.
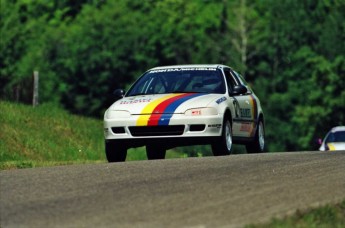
[246,119,265,153]
[105,140,127,162]
[146,145,166,160]
[212,117,232,156]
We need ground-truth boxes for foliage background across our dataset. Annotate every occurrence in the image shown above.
[1,0,344,153]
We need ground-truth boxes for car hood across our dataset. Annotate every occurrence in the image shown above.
[109,93,223,115]
[327,142,345,151]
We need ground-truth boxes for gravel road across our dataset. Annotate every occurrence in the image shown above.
[1,151,345,227]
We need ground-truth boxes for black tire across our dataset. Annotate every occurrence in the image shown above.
[212,116,232,156]
[146,145,166,160]
[105,140,127,162]
[246,119,265,153]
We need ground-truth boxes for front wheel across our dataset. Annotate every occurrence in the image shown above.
[146,145,166,160]
[212,117,232,156]
[246,119,265,153]
[105,140,127,162]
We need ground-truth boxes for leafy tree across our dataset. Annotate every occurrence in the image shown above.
[1,0,73,103]
[1,0,344,153]
[250,0,345,151]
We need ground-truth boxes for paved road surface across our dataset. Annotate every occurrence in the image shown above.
[1,151,345,227]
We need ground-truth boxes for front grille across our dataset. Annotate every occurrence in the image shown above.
[129,125,185,137]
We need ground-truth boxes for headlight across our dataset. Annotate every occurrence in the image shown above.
[184,107,218,116]
[105,110,131,119]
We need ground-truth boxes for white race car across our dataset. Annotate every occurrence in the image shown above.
[319,126,345,151]
[104,65,265,162]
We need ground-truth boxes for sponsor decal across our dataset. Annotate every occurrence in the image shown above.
[136,93,206,126]
[216,96,227,104]
[191,110,202,115]
[119,98,152,105]
[240,123,253,132]
[240,108,251,118]
[208,124,222,129]
[150,67,217,73]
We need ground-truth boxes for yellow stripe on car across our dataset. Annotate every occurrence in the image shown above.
[136,94,181,126]
[327,143,336,151]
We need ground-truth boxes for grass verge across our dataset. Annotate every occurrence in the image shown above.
[0,101,184,169]
[0,101,105,168]
[246,200,345,228]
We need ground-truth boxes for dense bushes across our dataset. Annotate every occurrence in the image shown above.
[1,0,344,152]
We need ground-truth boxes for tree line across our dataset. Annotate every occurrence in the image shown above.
[1,0,344,152]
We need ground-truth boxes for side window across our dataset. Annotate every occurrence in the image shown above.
[232,70,252,94]
[224,69,237,93]
[231,70,246,85]
[229,69,242,84]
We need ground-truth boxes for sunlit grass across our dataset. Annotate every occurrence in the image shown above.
[0,101,105,164]
[0,101,187,169]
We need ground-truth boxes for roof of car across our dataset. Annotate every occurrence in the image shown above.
[149,64,229,70]
[331,126,345,132]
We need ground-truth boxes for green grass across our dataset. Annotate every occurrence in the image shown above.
[0,101,184,169]
[246,200,345,228]
[0,101,105,168]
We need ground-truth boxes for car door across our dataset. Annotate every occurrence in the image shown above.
[224,68,256,138]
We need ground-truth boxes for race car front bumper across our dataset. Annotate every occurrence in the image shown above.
[104,114,223,148]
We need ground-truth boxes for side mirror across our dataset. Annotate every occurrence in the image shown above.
[113,89,126,99]
[230,85,247,96]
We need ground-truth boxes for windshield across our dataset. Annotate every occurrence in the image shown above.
[325,131,345,143]
[126,68,225,96]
